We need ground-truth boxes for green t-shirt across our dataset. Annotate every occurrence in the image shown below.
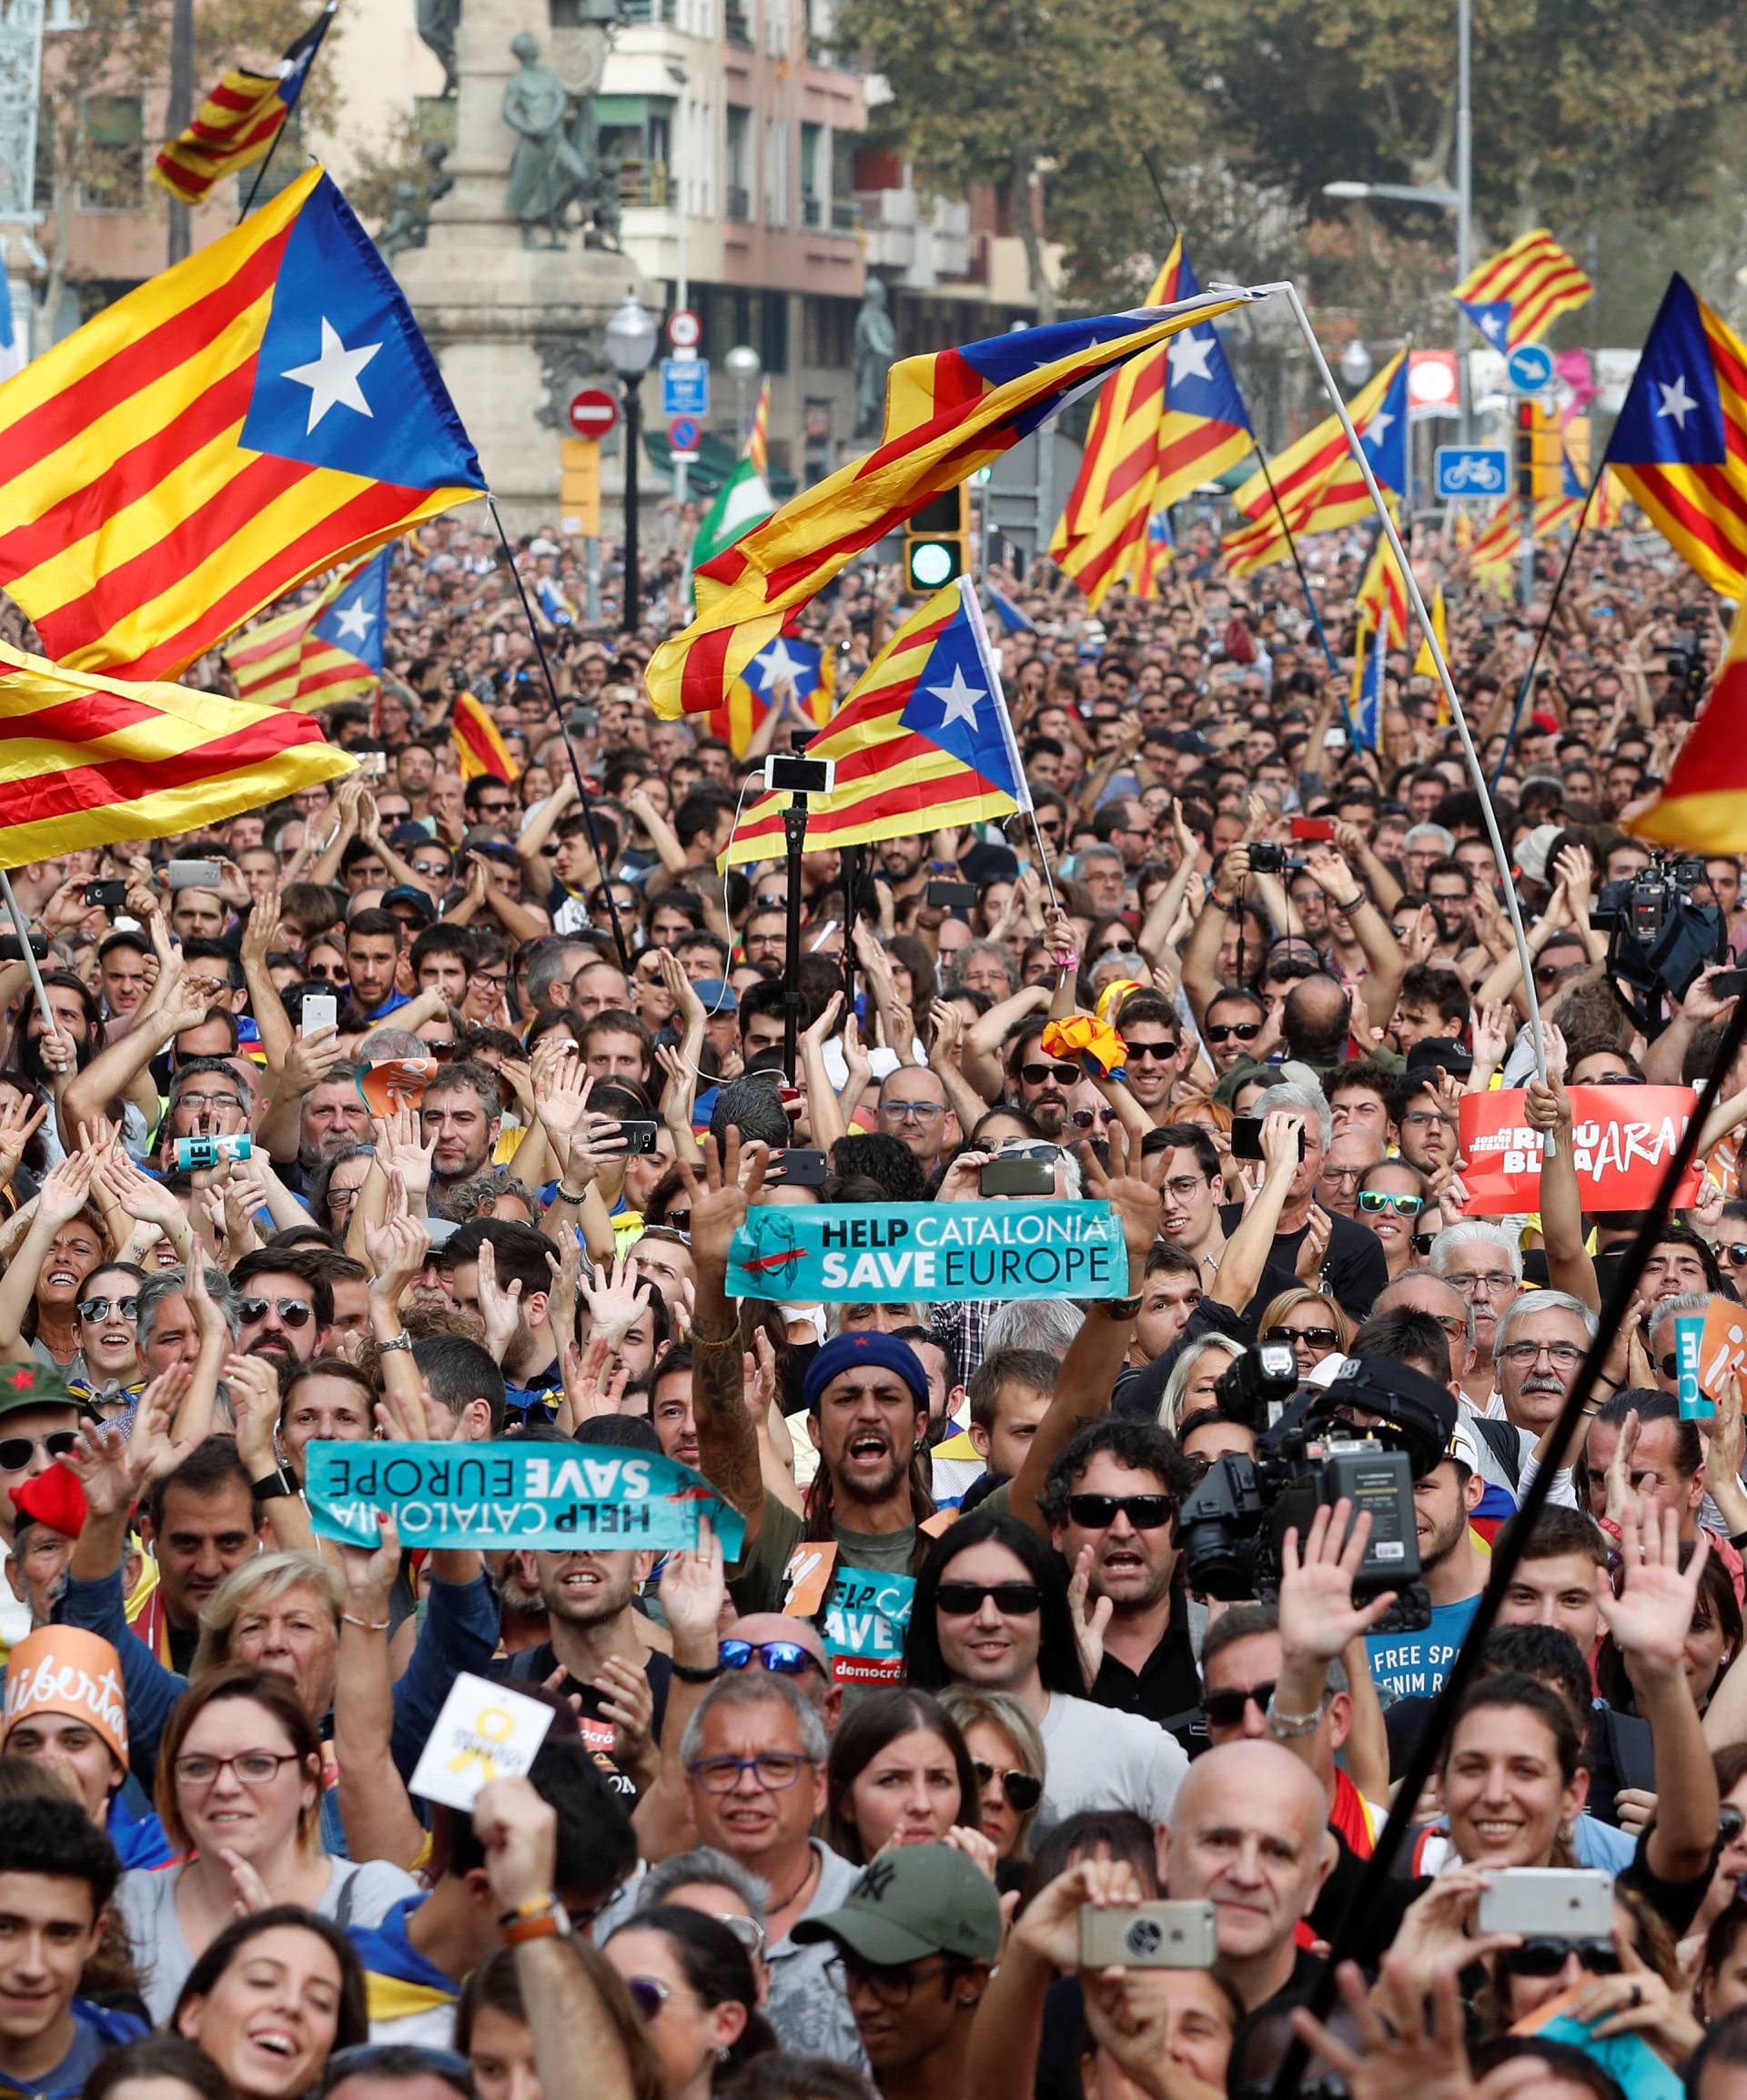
[728,1493,919,1614]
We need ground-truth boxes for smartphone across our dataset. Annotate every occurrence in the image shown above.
[358,752,388,777]
[1712,970,1747,1001]
[1291,817,1335,843]
[925,880,977,914]
[1079,1901,1217,1970]
[83,880,126,908]
[299,994,338,1038]
[617,1120,661,1156]
[1229,1117,1305,1161]
[981,1157,1055,1197]
[167,860,224,890]
[1475,1869,1614,1939]
[773,1147,829,1187]
[174,1134,253,1171]
[0,934,48,963]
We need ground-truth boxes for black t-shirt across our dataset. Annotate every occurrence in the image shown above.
[1086,1586,1203,1731]
[500,1643,672,1798]
[1218,1203,1389,1324]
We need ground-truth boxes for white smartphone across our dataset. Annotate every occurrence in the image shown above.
[300,994,338,1038]
[1475,1869,1614,1939]
[1079,1901,1217,1969]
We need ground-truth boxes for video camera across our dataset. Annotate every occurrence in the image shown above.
[1176,1357,1454,1635]
[1591,850,1725,1022]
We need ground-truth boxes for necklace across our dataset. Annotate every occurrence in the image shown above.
[767,1848,820,1918]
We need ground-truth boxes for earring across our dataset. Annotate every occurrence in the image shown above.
[716,2047,730,2065]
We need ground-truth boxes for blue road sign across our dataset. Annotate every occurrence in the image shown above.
[668,415,701,454]
[1505,343,1555,394]
[661,358,710,416]
[1434,445,1510,500]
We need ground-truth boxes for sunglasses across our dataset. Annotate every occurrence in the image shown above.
[77,1295,139,1322]
[1499,1940,1623,1979]
[1356,1190,1426,1217]
[935,1580,1043,1617]
[1658,1353,1681,1379]
[625,1976,671,2019]
[1205,1021,1263,1043]
[1265,1324,1338,1349]
[1722,1245,1747,1267]
[1020,1062,1081,1087]
[1123,1041,1180,1063]
[1069,1106,1120,1129]
[718,1638,826,1679]
[1202,1680,1277,1730]
[972,1760,1044,1812]
[1065,1492,1174,1530]
[237,1296,316,1328]
[662,1209,692,1233]
[0,1430,78,1472]
[1411,1231,1439,1257]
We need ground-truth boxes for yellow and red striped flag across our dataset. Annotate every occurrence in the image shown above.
[152,6,336,207]
[724,580,1025,865]
[1469,472,1624,581]
[0,641,352,867]
[746,379,770,480]
[223,550,386,711]
[452,692,518,782]
[0,164,483,685]
[703,628,833,755]
[650,290,1249,718]
[1356,529,1408,644]
[1453,229,1592,352]
[1052,240,1254,610]
[1223,352,1409,577]
[1134,511,1175,601]
[1630,603,1747,852]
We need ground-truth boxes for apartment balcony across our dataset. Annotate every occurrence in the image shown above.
[617,158,672,207]
[620,0,677,20]
[724,182,752,220]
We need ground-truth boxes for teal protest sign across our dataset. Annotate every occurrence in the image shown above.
[823,1570,916,1685]
[1676,1315,1711,1420]
[305,1442,747,1558]
[728,1200,1125,1302]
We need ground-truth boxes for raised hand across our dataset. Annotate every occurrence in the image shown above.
[123,1364,199,1485]
[276,1025,346,1101]
[1279,1500,1398,1662]
[364,1168,431,1305]
[375,1382,458,1444]
[1078,1121,1166,1268]
[333,1509,402,1630]
[658,1517,726,1656]
[558,1335,615,1429]
[1288,1959,1476,2100]
[674,1132,770,1277]
[0,1093,46,1191]
[593,1654,658,1790]
[373,1106,435,1203]
[579,1254,651,1349]
[1294,1203,1333,1287]
[1599,1504,1712,1682]
[474,1237,523,1360]
[223,1351,283,1476]
[66,1417,150,1519]
[1065,1544,1113,1691]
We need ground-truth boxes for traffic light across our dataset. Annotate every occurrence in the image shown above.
[1514,401,1563,503]
[904,486,969,593]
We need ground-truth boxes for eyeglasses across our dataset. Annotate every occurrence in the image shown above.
[412,860,452,878]
[1500,1339,1586,1369]
[1205,1021,1262,1043]
[327,1183,367,1210]
[76,1295,138,1322]
[687,1752,815,1792]
[1123,1040,1179,1063]
[326,2047,474,2100]
[824,1954,952,2007]
[237,1296,316,1328]
[1065,1492,1174,1530]
[882,1101,944,1123]
[719,1638,827,1679]
[1443,1271,1516,1297]
[935,1580,1043,1617]
[1412,1232,1440,1257]
[1399,1109,1453,1129]
[1069,1106,1120,1129]
[1498,1940,1623,1979]
[704,1911,767,1954]
[1000,1143,1064,1163]
[173,1749,303,1787]
[177,1090,246,1115]
[0,1430,78,1472]
[1203,1681,1280,1730]
[1357,1190,1426,1217]
[972,1760,1045,1812]
[1721,1244,1747,1267]
[625,1976,671,2019]
[1265,1324,1338,1350]
[1020,1061,1080,1087]
[1320,1166,1366,1186]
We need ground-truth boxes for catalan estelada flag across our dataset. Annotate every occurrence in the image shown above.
[452,691,518,782]
[152,5,335,207]
[1350,612,1389,753]
[225,549,388,711]
[1223,351,1408,576]
[1356,529,1408,645]
[651,290,1250,719]
[746,379,771,480]
[1605,276,1747,596]
[1052,240,1253,610]
[1414,583,1449,687]
[1629,603,1747,852]
[0,164,484,684]
[724,579,1026,865]
[1134,511,1174,601]
[1453,229,1592,352]
[0,640,353,867]
[705,627,833,755]
[1469,471,1625,583]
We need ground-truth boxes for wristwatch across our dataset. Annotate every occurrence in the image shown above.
[249,1464,300,1502]
[1102,1294,1144,1321]
[377,1330,414,1354]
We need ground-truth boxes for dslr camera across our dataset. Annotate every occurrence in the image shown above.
[1246,842,1306,877]
[1176,1357,1453,1634]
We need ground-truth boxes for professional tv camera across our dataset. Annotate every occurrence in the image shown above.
[1591,850,1724,1022]
[1176,1355,1459,1636]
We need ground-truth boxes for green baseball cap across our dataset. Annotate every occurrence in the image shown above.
[791,1845,1002,1965]
[0,1361,88,1426]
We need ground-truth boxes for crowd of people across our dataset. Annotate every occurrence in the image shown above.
[5,500,1747,2100]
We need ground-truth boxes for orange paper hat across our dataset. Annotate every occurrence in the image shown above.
[3,1624,129,1767]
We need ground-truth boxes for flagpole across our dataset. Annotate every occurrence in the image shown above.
[486,495,632,973]
[237,2,338,225]
[1262,279,1548,1081]
[0,871,61,1046]
[1252,450,1339,674]
[1489,463,1605,787]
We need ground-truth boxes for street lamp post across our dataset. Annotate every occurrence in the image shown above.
[605,290,659,633]
[725,342,762,444]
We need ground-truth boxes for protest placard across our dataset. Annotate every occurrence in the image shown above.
[1457,1085,1702,1215]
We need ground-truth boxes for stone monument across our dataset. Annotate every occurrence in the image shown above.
[391,0,658,520]
[853,278,895,440]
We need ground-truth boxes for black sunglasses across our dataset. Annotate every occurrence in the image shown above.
[1203,1680,1277,1730]
[1205,1021,1263,1043]
[1411,1230,1439,1256]
[1069,1106,1119,1129]
[1124,1041,1180,1062]
[1065,1492,1174,1530]
[0,1430,78,1472]
[1498,1940,1623,1978]
[972,1760,1044,1812]
[1020,1062,1081,1087]
[1265,1324,1338,1349]
[935,1580,1043,1617]
[1720,1244,1747,1267]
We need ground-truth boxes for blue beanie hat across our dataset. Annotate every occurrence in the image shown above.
[803,1330,931,1413]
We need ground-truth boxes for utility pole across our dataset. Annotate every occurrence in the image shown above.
[1455,0,1472,443]
[167,0,194,262]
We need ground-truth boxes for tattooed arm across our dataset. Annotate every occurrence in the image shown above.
[679,1133,771,1548]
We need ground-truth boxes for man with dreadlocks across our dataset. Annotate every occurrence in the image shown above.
[679,1132,937,1615]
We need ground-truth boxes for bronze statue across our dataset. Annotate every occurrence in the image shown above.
[852,277,895,439]
[415,0,459,96]
[502,32,585,248]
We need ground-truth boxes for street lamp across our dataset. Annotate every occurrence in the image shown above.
[605,290,659,632]
[725,342,762,440]
[1338,339,1374,391]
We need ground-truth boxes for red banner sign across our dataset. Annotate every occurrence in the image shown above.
[1457,1085,1702,1214]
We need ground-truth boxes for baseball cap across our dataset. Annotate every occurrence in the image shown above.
[1515,823,1563,887]
[0,1361,89,1427]
[791,1845,1003,1964]
[1446,1415,1487,1477]
[381,885,437,925]
[693,978,738,1016]
[1404,1036,1473,1083]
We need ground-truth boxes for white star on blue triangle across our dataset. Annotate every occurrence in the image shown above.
[1358,358,1409,495]
[1609,275,1730,468]
[1159,247,1251,431]
[746,632,824,703]
[896,601,1019,798]
[312,549,390,670]
[240,174,485,490]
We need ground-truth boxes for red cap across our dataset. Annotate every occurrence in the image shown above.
[11,1462,88,1539]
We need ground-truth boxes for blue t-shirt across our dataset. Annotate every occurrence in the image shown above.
[1367,1592,1483,1701]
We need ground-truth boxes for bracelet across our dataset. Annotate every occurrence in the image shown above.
[500,1893,560,1923]
[555,1185,591,1204]
[377,1329,413,1355]
[1264,1694,1324,1740]
[341,1611,390,1631]
[501,1911,569,1944]
[1594,1372,1620,1392]
[1102,1294,1144,1321]
[1335,892,1366,914]
[671,1660,722,1684]
[1207,893,1233,913]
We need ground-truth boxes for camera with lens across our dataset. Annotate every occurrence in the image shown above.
[1212,1341,1300,1431]
[1176,1359,1452,1634]
[1591,850,1724,1021]
[1246,843,1306,877]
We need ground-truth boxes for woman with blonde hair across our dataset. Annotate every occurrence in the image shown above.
[1254,1285,1352,1378]
[939,1688,1046,1876]
[1155,1334,1245,1434]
